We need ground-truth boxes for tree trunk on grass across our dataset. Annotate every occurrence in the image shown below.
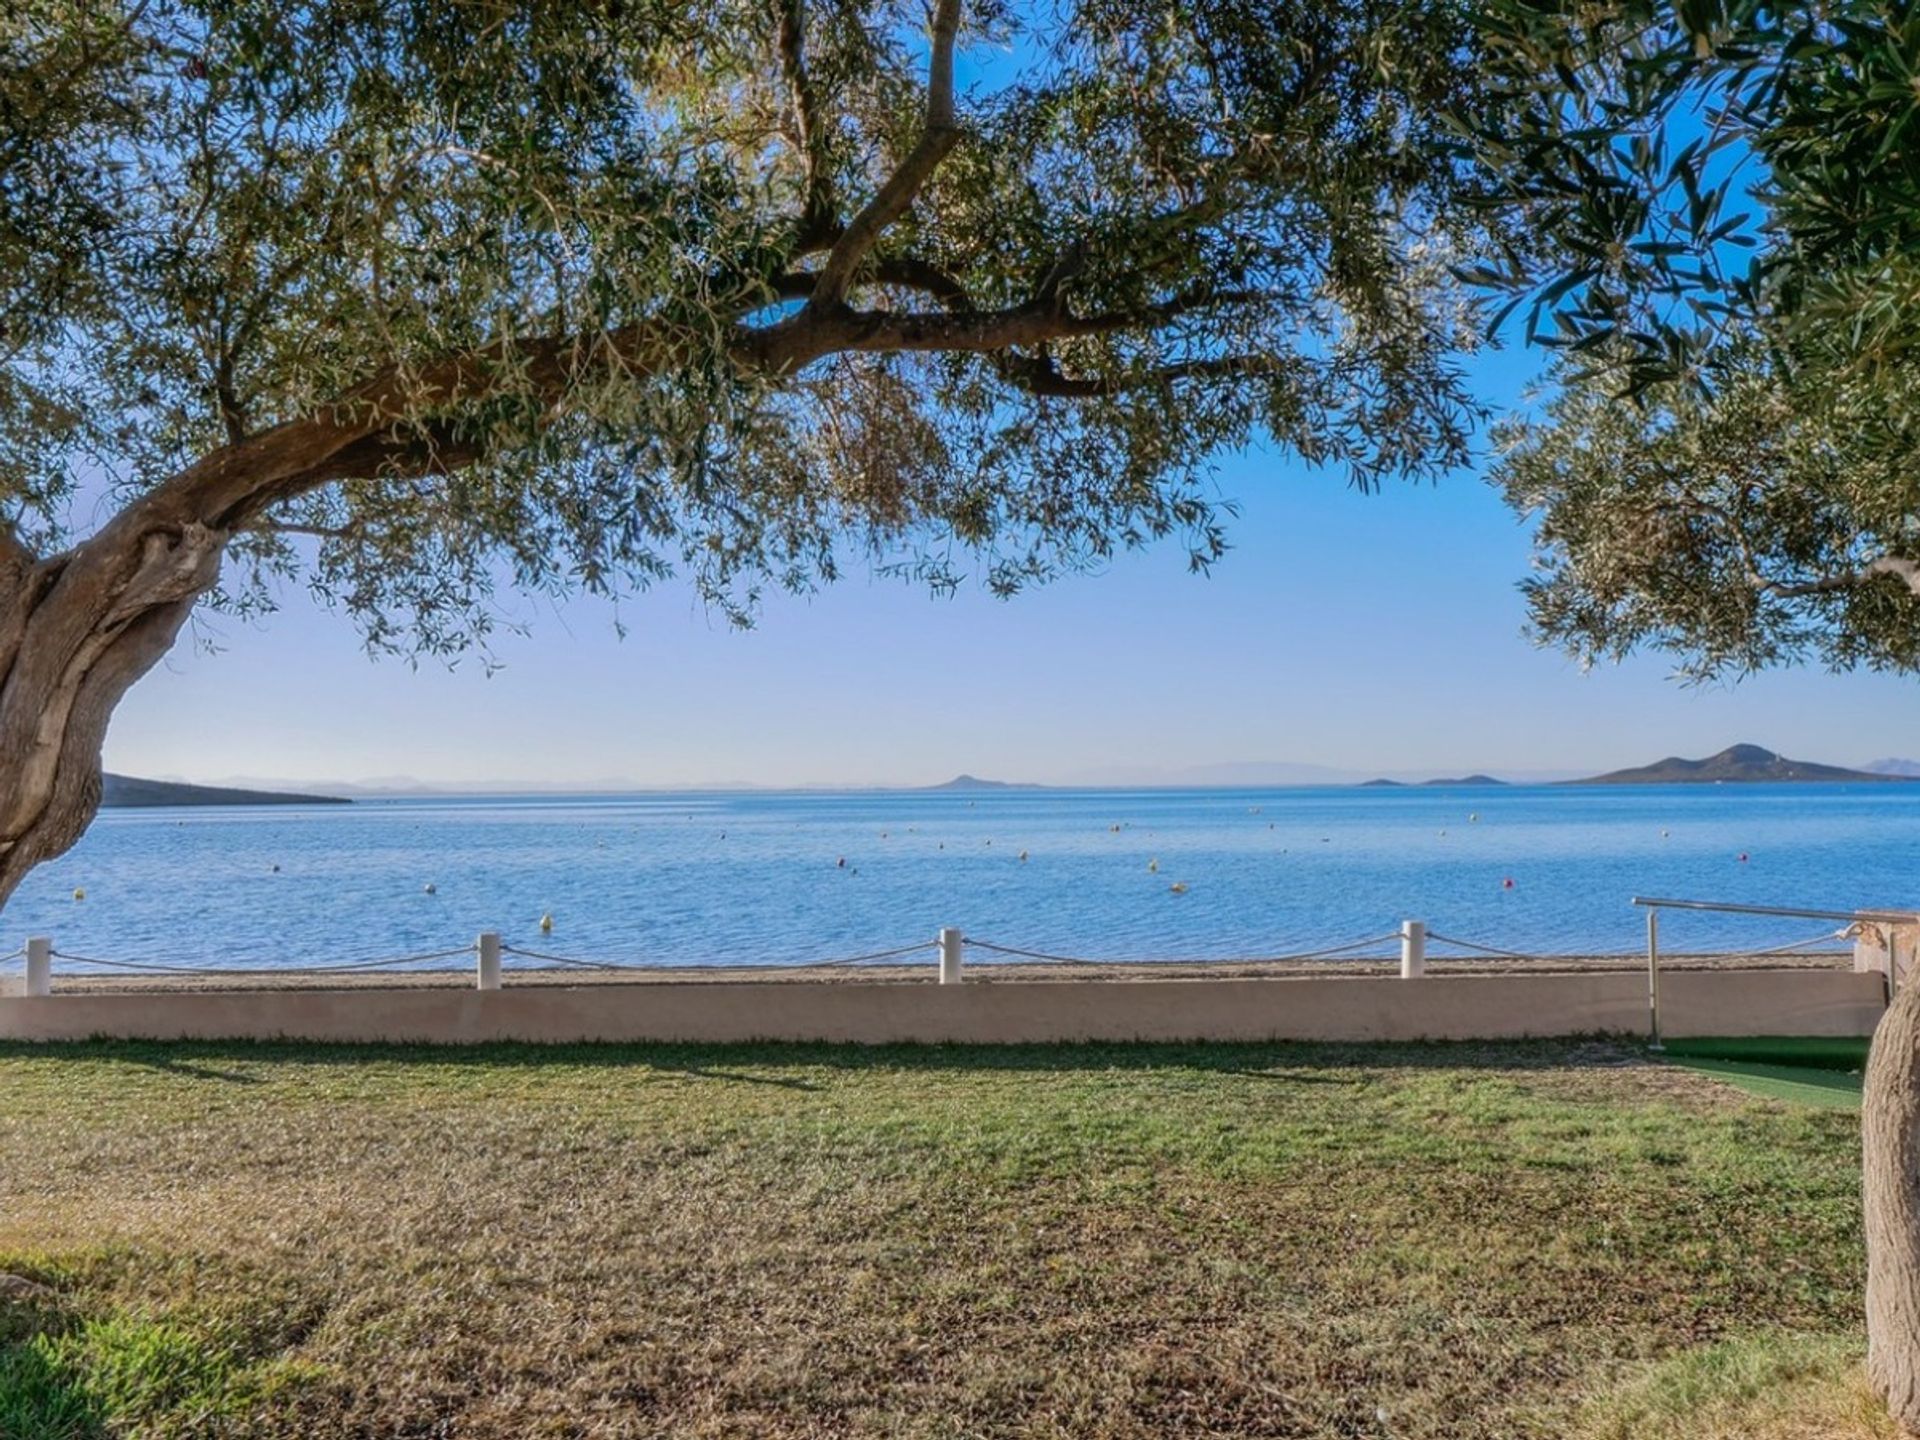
[1866,974,1920,1433]
[0,516,225,909]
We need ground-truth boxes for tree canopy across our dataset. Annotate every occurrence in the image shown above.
[2,0,1505,657]
[1466,0,1920,677]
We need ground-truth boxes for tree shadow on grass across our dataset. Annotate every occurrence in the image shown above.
[0,1035,1655,1081]
[1215,1068,1375,1086]
[0,1292,103,1440]
[0,1340,104,1440]
[115,1054,262,1085]
[654,1064,822,1091]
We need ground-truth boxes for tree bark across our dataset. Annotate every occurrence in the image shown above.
[0,516,225,908]
[1867,973,1920,1434]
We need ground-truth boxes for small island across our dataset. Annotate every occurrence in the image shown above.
[919,774,1044,791]
[1567,743,1913,785]
[100,773,351,808]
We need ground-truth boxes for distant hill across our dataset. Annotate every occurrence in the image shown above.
[100,774,351,807]
[1568,744,1913,786]
[1866,758,1920,778]
[1358,778,1406,788]
[921,774,1043,791]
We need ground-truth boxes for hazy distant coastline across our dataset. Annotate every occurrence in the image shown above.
[115,742,1920,801]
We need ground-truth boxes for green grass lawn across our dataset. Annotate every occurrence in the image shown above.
[1663,1038,1871,1110]
[0,1038,1888,1439]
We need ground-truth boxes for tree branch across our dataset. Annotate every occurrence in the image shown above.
[771,256,972,309]
[772,0,832,232]
[149,261,1267,551]
[254,521,355,542]
[805,0,962,310]
[1761,556,1920,599]
[815,286,1277,356]
[140,320,689,537]
[0,519,33,575]
[993,351,1289,398]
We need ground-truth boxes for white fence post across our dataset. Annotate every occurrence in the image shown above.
[1399,920,1426,979]
[477,931,502,991]
[1646,908,1663,1051]
[25,936,50,997]
[938,928,964,985]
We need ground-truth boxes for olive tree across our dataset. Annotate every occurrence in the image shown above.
[1461,2,1920,1426]
[0,0,1500,901]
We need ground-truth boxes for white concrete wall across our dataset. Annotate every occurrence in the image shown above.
[1857,920,1920,993]
[0,969,1886,1045]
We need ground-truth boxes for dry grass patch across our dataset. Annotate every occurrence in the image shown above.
[1566,1334,1897,1440]
[0,1038,1873,1438]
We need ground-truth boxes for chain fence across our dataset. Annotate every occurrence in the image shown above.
[4,920,1858,986]
[961,932,1403,966]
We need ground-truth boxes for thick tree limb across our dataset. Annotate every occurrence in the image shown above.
[806,0,962,310]
[155,280,1275,545]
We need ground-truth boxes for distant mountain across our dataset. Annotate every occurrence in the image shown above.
[101,774,350,807]
[1568,744,1912,786]
[922,774,1043,791]
[1358,778,1406,788]
[1865,758,1920,778]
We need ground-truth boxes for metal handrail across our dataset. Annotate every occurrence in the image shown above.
[1631,895,1913,1050]
[1632,896,1919,924]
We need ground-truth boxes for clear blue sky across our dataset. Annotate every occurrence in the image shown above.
[103,338,1920,790]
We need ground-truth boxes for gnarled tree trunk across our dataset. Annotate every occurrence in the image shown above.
[0,515,225,908]
[1867,973,1920,1434]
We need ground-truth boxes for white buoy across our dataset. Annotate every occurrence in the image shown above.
[539,912,554,933]
[71,887,85,901]
[1018,849,1029,862]
[423,882,437,895]
[1148,858,1159,873]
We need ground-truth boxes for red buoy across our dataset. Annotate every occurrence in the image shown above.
[1738,852,1749,862]
[1502,877,1515,889]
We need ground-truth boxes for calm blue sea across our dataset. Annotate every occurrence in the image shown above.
[5,784,1917,970]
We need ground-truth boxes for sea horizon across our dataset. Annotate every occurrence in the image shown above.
[15,781,1916,973]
